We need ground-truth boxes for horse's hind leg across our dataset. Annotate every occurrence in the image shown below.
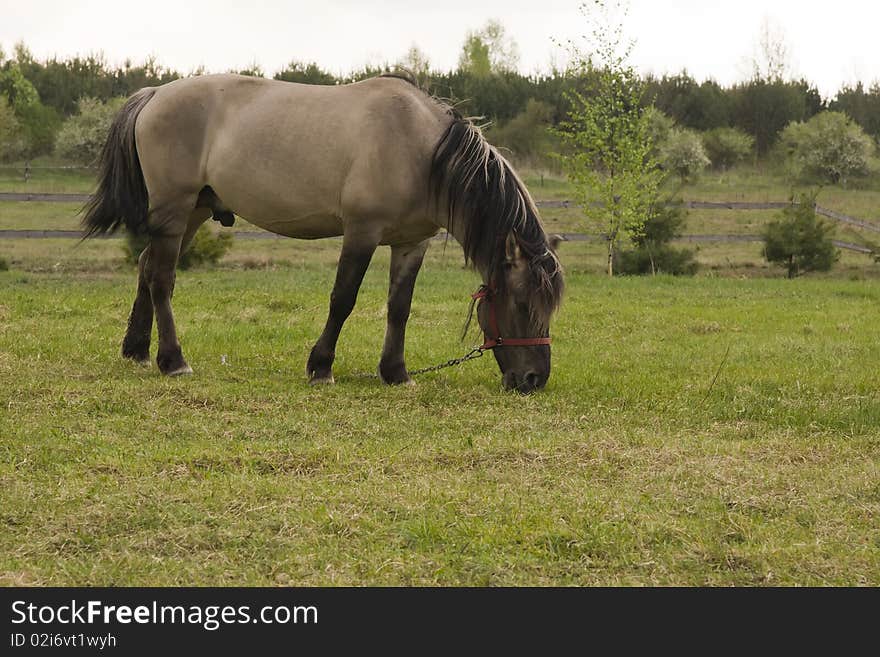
[121,243,154,365]
[379,240,429,385]
[143,200,204,375]
[306,229,379,383]
[121,207,210,368]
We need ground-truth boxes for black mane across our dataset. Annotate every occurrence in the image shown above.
[429,113,564,325]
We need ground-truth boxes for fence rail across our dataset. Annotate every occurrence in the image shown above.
[0,192,91,202]
[1,194,878,253]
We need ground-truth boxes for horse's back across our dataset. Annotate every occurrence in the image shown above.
[135,74,449,241]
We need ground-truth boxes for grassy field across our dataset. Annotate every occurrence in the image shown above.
[1,163,879,586]
[1,236,879,586]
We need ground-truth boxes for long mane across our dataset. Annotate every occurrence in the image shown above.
[429,112,564,326]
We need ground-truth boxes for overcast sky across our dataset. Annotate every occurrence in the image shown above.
[2,0,878,98]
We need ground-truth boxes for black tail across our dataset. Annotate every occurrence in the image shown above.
[81,87,156,237]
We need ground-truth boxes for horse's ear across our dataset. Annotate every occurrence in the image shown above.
[548,234,563,252]
[505,232,521,262]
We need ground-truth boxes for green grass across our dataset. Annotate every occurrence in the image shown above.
[0,166,95,194]
[1,241,879,586]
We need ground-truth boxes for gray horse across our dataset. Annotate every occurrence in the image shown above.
[83,73,563,393]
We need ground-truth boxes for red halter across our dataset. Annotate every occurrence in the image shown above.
[471,285,552,350]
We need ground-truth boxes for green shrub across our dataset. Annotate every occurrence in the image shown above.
[488,99,559,168]
[780,111,873,186]
[644,107,675,158]
[617,200,699,275]
[123,225,233,269]
[0,256,9,271]
[763,193,838,278]
[0,98,27,161]
[55,97,126,165]
[702,127,754,170]
[617,244,699,276]
[18,101,61,157]
[659,128,711,181]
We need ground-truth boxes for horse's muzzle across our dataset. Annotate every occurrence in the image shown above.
[503,370,548,394]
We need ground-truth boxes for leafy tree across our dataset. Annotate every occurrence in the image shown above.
[17,101,60,156]
[702,127,754,170]
[0,98,27,161]
[398,45,432,87]
[730,78,823,154]
[487,99,557,167]
[235,62,265,77]
[780,111,873,186]
[659,127,710,181]
[643,106,674,158]
[0,61,59,156]
[458,19,519,76]
[831,82,880,141]
[0,63,40,111]
[762,193,838,278]
[459,34,492,78]
[556,1,661,276]
[55,96,126,164]
[643,73,731,131]
[274,61,337,85]
[749,18,792,82]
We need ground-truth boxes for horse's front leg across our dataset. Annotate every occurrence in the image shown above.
[306,230,379,384]
[379,240,429,385]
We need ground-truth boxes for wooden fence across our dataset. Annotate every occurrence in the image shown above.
[1,194,878,254]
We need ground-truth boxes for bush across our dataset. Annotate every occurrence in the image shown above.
[0,63,59,158]
[617,200,699,275]
[659,128,711,181]
[0,98,27,161]
[55,96,126,164]
[644,107,675,158]
[17,101,61,157]
[780,111,874,186]
[645,106,675,157]
[0,256,9,271]
[763,193,838,278]
[617,244,699,276]
[488,99,558,168]
[123,225,233,269]
[702,127,754,170]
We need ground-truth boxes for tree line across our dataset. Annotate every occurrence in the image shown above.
[1,28,879,164]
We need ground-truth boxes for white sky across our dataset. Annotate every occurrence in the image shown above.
[1,0,878,99]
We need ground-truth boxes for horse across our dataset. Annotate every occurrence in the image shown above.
[82,72,564,393]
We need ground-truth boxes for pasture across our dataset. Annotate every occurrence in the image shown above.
[1,235,879,585]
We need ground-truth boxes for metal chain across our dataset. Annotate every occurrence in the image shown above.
[407,346,486,376]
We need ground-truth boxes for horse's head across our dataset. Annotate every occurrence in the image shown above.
[477,233,564,394]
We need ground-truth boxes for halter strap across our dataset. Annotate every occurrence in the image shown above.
[471,285,552,350]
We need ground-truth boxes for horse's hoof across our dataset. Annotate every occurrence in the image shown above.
[309,374,335,385]
[136,359,152,368]
[165,364,194,377]
[378,363,413,386]
[380,373,415,386]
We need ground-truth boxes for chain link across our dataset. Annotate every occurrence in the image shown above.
[407,346,486,376]
[216,346,489,381]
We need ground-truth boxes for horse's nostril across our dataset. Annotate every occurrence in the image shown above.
[520,371,543,393]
